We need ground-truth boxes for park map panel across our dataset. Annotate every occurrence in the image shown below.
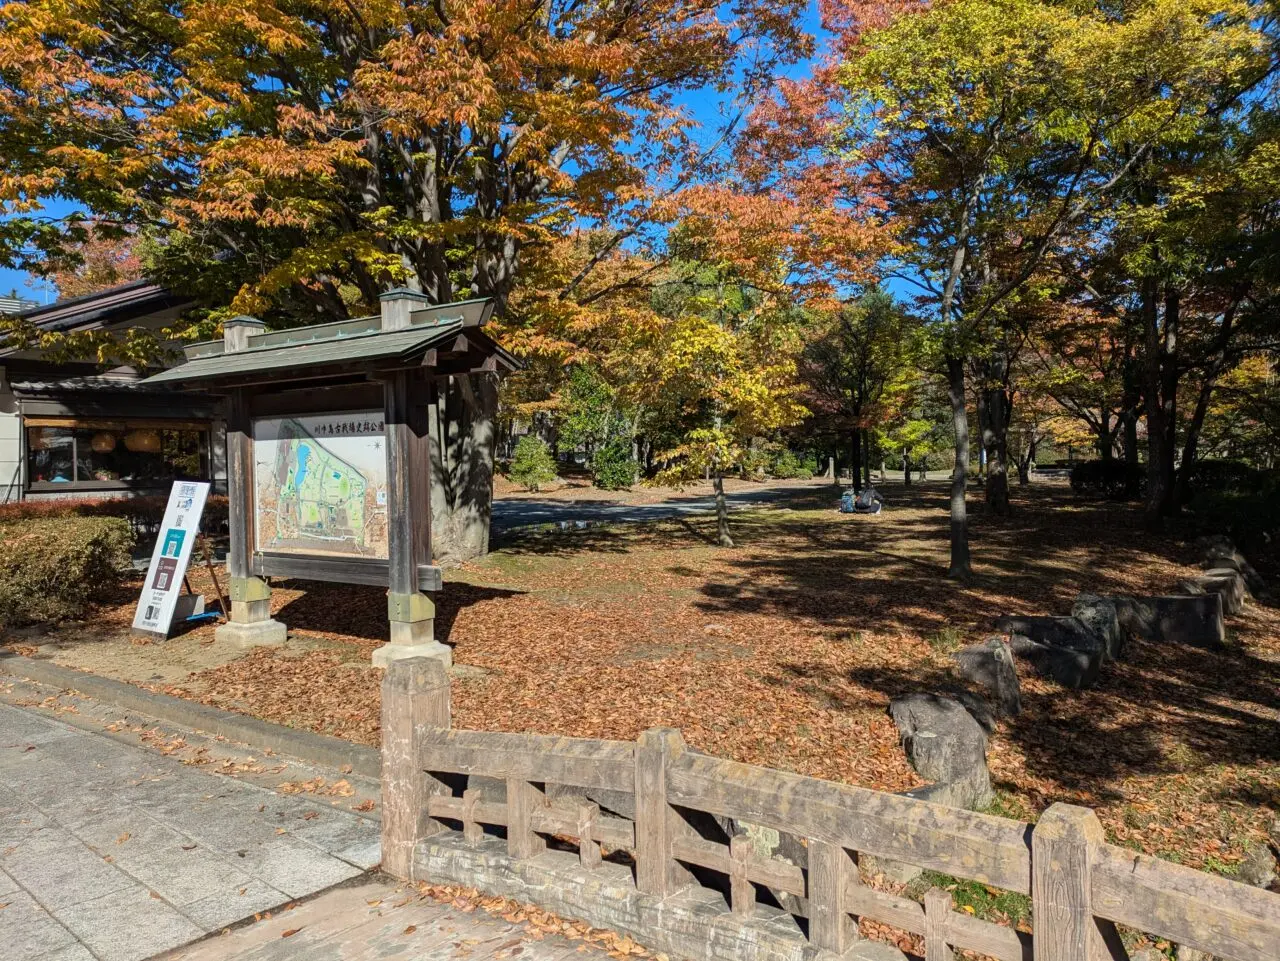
[253,411,389,558]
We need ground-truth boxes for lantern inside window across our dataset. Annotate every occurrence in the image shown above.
[124,429,161,453]
[91,431,118,453]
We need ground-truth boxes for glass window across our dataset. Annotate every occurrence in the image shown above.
[26,424,209,488]
[25,427,76,484]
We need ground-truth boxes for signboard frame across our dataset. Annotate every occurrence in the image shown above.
[131,479,211,636]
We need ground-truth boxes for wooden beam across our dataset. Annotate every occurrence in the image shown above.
[251,553,442,591]
[225,389,255,580]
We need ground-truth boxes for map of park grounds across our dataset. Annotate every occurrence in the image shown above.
[253,413,389,558]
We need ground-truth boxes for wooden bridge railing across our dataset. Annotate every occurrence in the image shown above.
[380,658,1280,961]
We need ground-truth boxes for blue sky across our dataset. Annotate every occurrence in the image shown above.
[0,1,828,305]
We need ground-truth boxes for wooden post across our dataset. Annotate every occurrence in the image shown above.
[214,383,286,648]
[1032,803,1120,961]
[506,778,547,860]
[380,656,451,880]
[808,839,855,953]
[462,789,483,845]
[924,888,954,961]
[635,728,691,898]
[729,834,753,918]
[577,802,602,870]
[373,367,447,668]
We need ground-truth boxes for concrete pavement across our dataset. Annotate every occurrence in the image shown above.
[0,702,381,961]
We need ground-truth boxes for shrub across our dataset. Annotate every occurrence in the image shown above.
[0,493,229,537]
[739,447,771,481]
[592,438,637,490]
[0,516,135,627]
[1069,459,1147,500]
[768,450,808,481]
[509,436,558,492]
[1185,459,1269,496]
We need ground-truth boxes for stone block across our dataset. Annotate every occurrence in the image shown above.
[1008,633,1102,690]
[888,694,993,809]
[214,617,287,648]
[993,614,1105,658]
[1071,594,1125,661]
[953,637,1022,716]
[1112,594,1226,649]
[371,639,452,668]
[1180,569,1247,616]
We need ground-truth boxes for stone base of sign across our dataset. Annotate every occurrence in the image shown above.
[372,639,451,669]
[215,618,288,648]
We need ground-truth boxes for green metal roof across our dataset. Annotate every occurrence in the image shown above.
[141,298,508,388]
[143,319,466,387]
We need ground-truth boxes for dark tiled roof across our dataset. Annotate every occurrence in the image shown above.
[14,280,190,333]
[8,374,176,396]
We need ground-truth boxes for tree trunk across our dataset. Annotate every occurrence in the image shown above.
[1143,282,1179,526]
[1098,411,1114,462]
[713,470,733,547]
[1016,432,1036,485]
[946,354,972,579]
[903,449,912,487]
[983,378,1011,515]
[849,430,862,492]
[865,427,875,488]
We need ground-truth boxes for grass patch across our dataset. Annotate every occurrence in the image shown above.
[906,871,1032,928]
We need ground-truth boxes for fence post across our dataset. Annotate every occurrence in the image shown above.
[380,656,451,880]
[730,834,753,917]
[1032,803,1120,961]
[924,888,954,961]
[808,840,856,953]
[507,778,547,860]
[635,727,690,898]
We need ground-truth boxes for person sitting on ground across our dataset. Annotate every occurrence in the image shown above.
[852,484,884,514]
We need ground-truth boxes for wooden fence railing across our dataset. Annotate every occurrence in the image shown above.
[380,658,1279,961]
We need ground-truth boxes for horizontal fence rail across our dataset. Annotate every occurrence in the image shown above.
[381,658,1280,961]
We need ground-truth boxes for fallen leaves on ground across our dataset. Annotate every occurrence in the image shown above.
[16,485,1279,871]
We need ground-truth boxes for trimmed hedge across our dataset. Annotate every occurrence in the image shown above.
[0,494,229,537]
[1069,459,1147,499]
[0,516,136,627]
[1185,459,1270,496]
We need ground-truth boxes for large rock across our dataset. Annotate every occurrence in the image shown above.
[888,694,993,809]
[1112,594,1226,650]
[993,614,1106,658]
[1236,838,1277,890]
[953,637,1022,717]
[1180,569,1247,616]
[1071,594,1125,661]
[1007,632,1102,689]
[1196,535,1267,599]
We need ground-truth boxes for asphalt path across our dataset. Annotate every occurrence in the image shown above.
[490,482,825,533]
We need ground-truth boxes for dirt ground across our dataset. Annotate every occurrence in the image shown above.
[4,480,1277,876]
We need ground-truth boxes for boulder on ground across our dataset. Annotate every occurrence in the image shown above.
[1007,632,1102,689]
[953,637,1022,717]
[1179,568,1247,616]
[1236,839,1277,890]
[1196,535,1268,599]
[1113,594,1226,649]
[993,614,1106,658]
[1071,594,1125,661]
[888,693,993,809]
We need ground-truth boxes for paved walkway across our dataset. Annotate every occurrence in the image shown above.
[0,702,381,961]
[159,878,611,961]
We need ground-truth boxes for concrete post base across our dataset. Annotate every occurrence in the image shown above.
[372,641,452,669]
[215,618,288,649]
